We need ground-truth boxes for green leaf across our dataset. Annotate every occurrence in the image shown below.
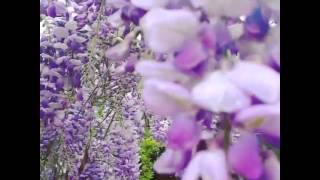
[139,129,163,180]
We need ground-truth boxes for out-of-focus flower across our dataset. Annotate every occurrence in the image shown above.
[228,133,264,179]
[182,150,229,180]
[192,71,251,113]
[105,39,131,60]
[154,148,192,174]
[262,150,280,180]
[235,102,280,147]
[167,116,200,150]
[226,61,280,104]
[140,8,199,53]
[244,8,270,40]
[142,78,193,116]
[135,60,190,83]
[190,0,257,18]
[131,0,169,10]
[174,41,207,73]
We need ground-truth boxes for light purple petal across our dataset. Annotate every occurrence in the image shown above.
[214,21,233,48]
[199,24,216,50]
[65,20,77,31]
[167,0,193,9]
[140,8,199,53]
[182,150,229,180]
[221,0,257,18]
[143,79,192,116]
[53,42,68,50]
[263,151,280,180]
[174,41,207,71]
[135,60,189,83]
[167,116,200,150]
[258,115,280,141]
[228,23,244,40]
[131,0,169,10]
[53,27,69,39]
[228,133,263,179]
[105,40,130,60]
[106,0,129,8]
[226,61,280,104]
[190,0,256,18]
[266,26,280,66]
[261,0,280,12]
[108,9,125,28]
[54,2,67,15]
[192,71,251,113]
[154,149,192,174]
[235,103,280,138]
[270,47,280,67]
[68,34,87,43]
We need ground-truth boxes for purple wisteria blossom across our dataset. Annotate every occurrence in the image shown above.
[135,1,280,179]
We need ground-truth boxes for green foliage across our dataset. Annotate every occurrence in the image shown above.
[139,130,163,180]
[97,105,104,118]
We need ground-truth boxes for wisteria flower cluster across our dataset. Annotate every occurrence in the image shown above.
[40,0,280,179]
[135,0,280,179]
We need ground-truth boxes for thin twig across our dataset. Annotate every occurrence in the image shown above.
[97,108,113,127]
[223,113,232,151]
[104,112,117,139]
[76,82,101,117]
[143,112,150,129]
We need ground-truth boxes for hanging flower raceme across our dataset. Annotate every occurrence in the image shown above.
[149,114,170,144]
[134,0,280,179]
[142,60,280,179]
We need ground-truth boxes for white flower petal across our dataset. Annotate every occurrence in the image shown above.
[154,149,190,174]
[227,61,280,103]
[192,72,251,113]
[190,0,256,18]
[54,42,68,50]
[141,8,199,53]
[65,20,77,31]
[235,103,280,137]
[108,9,124,28]
[182,150,229,180]
[264,151,280,180]
[131,0,169,10]
[68,34,87,43]
[105,40,130,60]
[105,0,129,8]
[228,23,244,40]
[143,78,192,116]
[135,60,189,83]
[53,27,69,39]
[262,0,280,12]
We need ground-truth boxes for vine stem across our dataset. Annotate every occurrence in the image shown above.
[87,0,106,63]
[104,112,116,139]
[76,82,101,117]
[97,108,113,127]
[223,113,232,151]
[143,112,150,130]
